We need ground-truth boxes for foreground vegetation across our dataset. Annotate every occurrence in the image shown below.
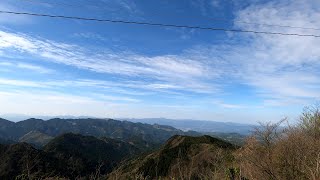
[237,105,320,180]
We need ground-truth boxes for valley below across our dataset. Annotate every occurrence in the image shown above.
[1,109,320,180]
[0,117,244,179]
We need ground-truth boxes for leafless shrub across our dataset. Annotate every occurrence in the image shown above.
[237,105,320,180]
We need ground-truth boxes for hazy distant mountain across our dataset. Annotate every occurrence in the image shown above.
[2,115,255,134]
[0,118,200,148]
[124,118,255,135]
[108,135,238,179]
[1,115,255,134]
[0,114,96,122]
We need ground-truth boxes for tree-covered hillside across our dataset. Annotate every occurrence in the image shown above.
[0,118,200,149]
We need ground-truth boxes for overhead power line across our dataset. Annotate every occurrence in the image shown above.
[19,0,320,31]
[208,17,320,31]
[1,10,320,38]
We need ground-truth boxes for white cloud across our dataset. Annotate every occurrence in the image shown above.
[215,0,320,106]
[0,77,212,99]
[247,73,320,99]
[93,94,140,102]
[136,55,207,78]
[0,61,53,73]
[0,78,48,88]
[16,63,53,73]
[0,78,143,102]
[0,62,11,66]
[176,0,320,107]
[212,100,247,109]
[0,30,219,94]
[1,0,319,113]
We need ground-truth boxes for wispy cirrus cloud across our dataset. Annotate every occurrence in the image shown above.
[0,79,141,103]
[0,30,219,94]
[212,100,248,109]
[0,78,49,88]
[177,0,320,107]
[0,61,53,73]
[0,77,210,98]
[1,0,319,112]
[16,63,53,73]
[230,0,320,105]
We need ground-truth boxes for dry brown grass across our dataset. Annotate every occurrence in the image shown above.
[237,105,320,180]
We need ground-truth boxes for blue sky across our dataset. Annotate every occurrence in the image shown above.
[0,0,319,123]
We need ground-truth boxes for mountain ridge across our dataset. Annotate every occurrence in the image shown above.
[0,118,200,149]
[108,135,238,179]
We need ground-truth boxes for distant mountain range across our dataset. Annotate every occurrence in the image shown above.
[0,117,248,179]
[0,118,200,149]
[1,114,255,135]
[123,118,255,135]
